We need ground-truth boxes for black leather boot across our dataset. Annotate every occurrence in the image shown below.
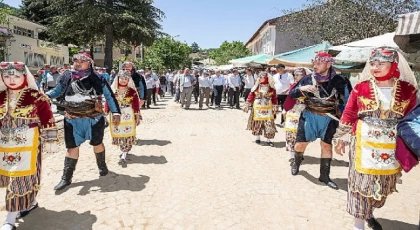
[291,152,304,175]
[95,151,108,176]
[318,158,339,190]
[367,217,383,230]
[54,157,78,190]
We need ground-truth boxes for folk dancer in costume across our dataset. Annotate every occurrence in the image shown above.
[46,52,121,191]
[0,62,58,230]
[333,48,417,230]
[122,61,146,107]
[283,68,308,163]
[244,72,278,147]
[104,71,141,166]
[289,52,351,190]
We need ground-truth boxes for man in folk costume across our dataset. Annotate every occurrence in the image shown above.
[244,71,278,147]
[333,48,417,230]
[46,52,121,191]
[104,71,141,166]
[0,62,58,229]
[289,52,350,190]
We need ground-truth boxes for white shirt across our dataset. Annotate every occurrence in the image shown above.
[212,75,225,86]
[228,74,241,88]
[273,72,294,95]
[199,76,212,88]
[145,76,154,89]
[183,75,192,87]
[167,74,174,82]
[243,74,255,89]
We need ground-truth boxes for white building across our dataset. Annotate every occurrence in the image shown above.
[0,15,69,71]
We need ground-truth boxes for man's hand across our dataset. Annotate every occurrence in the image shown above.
[112,114,121,126]
[299,85,318,94]
[281,89,289,94]
[334,140,346,156]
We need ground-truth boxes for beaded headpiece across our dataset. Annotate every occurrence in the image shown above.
[369,47,399,63]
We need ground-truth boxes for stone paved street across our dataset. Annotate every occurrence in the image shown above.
[1,95,419,230]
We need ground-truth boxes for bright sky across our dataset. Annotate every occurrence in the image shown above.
[5,0,308,48]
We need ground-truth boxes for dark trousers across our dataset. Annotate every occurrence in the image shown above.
[193,86,199,102]
[228,87,240,108]
[146,88,154,107]
[213,85,223,106]
[223,88,227,101]
[169,82,175,95]
[243,88,252,101]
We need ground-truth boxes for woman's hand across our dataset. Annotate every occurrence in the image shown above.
[135,114,141,126]
[334,140,346,156]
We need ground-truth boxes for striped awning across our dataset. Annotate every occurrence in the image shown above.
[396,11,420,36]
[394,11,420,53]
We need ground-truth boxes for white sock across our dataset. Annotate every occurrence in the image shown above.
[266,138,271,143]
[3,212,18,227]
[354,217,365,230]
[255,136,260,141]
[121,152,127,160]
[290,151,295,159]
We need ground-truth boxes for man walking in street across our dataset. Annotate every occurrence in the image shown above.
[227,69,241,109]
[288,52,350,190]
[198,71,212,109]
[243,68,255,101]
[179,68,196,110]
[273,64,294,124]
[211,69,225,109]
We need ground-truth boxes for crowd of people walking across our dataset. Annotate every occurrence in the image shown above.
[0,46,419,230]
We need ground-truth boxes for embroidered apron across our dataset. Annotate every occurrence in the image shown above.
[253,98,273,121]
[110,107,136,138]
[0,126,39,177]
[284,104,305,132]
[355,118,400,175]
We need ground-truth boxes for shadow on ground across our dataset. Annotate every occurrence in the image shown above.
[135,139,171,146]
[299,155,349,167]
[57,171,150,196]
[18,208,97,230]
[126,154,168,165]
[299,170,348,192]
[377,218,419,230]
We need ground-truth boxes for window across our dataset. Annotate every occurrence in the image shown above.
[94,46,103,53]
[120,48,132,54]
[13,26,34,38]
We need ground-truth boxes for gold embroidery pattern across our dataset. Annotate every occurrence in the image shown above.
[359,96,378,111]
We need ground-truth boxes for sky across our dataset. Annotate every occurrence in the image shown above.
[5,0,308,48]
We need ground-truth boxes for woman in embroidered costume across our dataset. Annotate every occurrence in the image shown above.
[104,71,141,166]
[244,71,278,147]
[333,47,417,230]
[283,68,308,163]
[0,62,58,230]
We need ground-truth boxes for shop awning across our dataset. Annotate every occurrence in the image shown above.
[394,11,420,53]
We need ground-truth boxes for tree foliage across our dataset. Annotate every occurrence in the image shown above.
[210,41,252,65]
[190,42,200,53]
[25,0,163,72]
[0,0,13,24]
[278,0,420,45]
[20,0,53,25]
[142,36,192,71]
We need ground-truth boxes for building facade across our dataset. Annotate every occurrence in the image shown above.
[92,44,142,67]
[246,17,319,56]
[0,15,69,71]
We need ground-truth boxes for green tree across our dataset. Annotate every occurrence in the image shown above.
[29,0,163,72]
[278,0,420,45]
[190,42,200,53]
[210,41,252,65]
[20,0,53,25]
[0,0,13,24]
[142,36,192,71]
